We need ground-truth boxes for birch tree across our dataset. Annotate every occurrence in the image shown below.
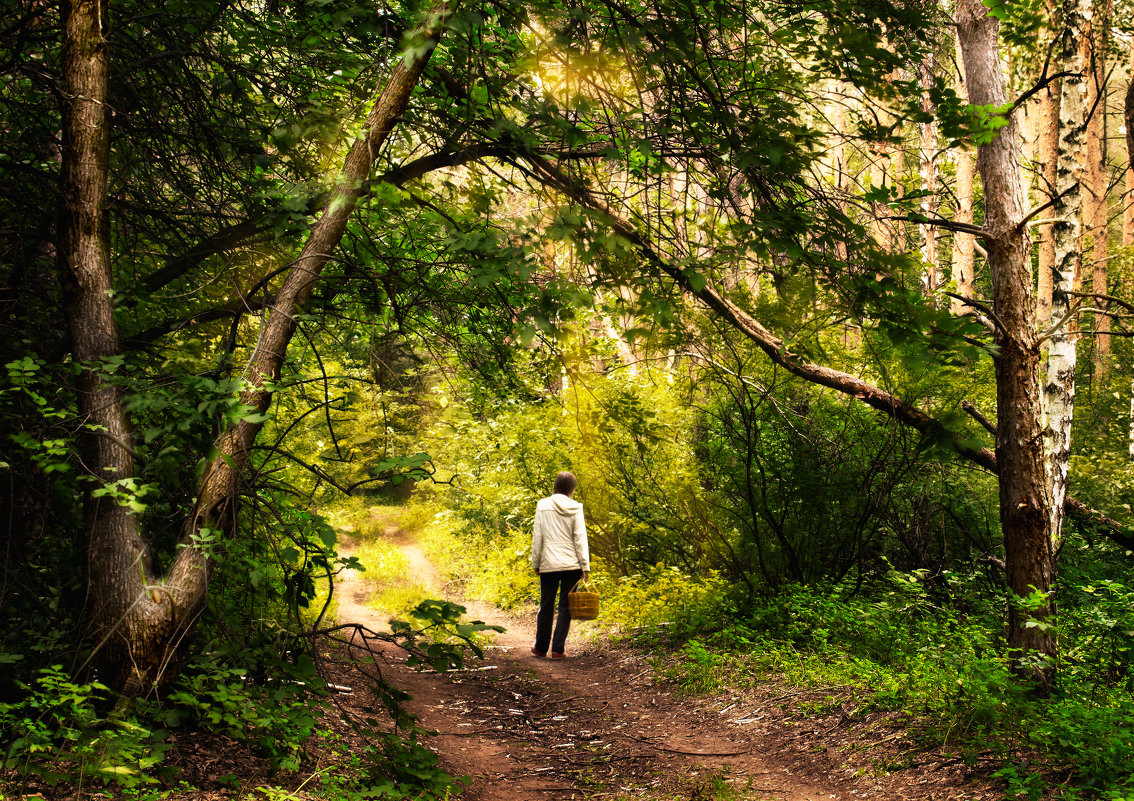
[1084,0,1112,363]
[1044,0,1089,565]
[1036,0,1061,326]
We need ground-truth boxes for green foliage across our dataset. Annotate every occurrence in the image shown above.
[394,599,505,674]
[649,573,1134,798]
[337,734,464,800]
[599,565,734,640]
[652,639,749,696]
[0,666,166,788]
[697,360,998,589]
[163,651,323,771]
[423,509,539,610]
[420,350,716,584]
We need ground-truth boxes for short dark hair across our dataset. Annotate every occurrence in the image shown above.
[553,471,577,496]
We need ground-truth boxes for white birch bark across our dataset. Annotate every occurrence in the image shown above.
[1129,383,1134,460]
[957,0,1056,680]
[1036,0,1061,327]
[1085,27,1110,363]
[1044,0,1090,542]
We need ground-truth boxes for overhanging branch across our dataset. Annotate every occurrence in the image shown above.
[519,152,1134,551]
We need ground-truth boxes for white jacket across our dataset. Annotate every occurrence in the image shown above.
[531,493,589,573]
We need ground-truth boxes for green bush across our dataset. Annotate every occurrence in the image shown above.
[162,651,324,771]
[422,511,538,610]
[0,665,166,788]
[599,563,734,638]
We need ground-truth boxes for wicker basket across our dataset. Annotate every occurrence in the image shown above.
[568,579,600,620]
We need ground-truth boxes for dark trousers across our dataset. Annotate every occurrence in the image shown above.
[534,569,583,654]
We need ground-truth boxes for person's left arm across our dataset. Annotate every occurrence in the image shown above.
[574,507,590,581]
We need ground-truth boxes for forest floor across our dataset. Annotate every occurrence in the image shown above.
[319,513,1008,801]
[11,512,1013,800]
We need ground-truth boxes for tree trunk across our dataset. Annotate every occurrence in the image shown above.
[1124,41,1134,460]
[59,0,172,694]
[1045,0,1088,560]
[951,37,976,315]
[72,1,456,694]
[1036,0,1061,327]
[1125,39,1134,247]
[957,0,1056,684]
[1084,0,1111,364]
[919,54,940,294]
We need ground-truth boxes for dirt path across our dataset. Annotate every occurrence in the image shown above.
[336,522,1001,801]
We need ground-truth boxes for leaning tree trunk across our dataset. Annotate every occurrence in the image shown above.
[70,1,455,695]
[957,0,1057,685]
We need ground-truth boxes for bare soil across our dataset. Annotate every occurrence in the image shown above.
[5,517,1010,800]
[334,522,1008,801]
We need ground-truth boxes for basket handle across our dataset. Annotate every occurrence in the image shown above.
[571,578,594,593]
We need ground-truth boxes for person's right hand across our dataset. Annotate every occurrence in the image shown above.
[582,570,590,582]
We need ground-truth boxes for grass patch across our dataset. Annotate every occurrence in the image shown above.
[352,523,433,619]
[420,511,538,610]
[642,578,1134,800]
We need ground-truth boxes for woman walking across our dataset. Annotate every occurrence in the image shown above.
[531,471,590,659]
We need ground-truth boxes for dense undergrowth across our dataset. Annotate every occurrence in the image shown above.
[407,345,1134,801]
[1,489,484,800]
[423,497,1134,799]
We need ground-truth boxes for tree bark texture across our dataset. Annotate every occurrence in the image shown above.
[1035,0,1061,327]
[1084,0,1111,362]
[58,0,173,693]
[1125,44,1134,460]
[951,38,976,316]
[1125,39,1134,247]
[1045,0,1088,557]
[951,148,976,311]
[920,54,940,294]
[957,0,1056,681]
[70,1,454,694]
[1036,78,1060,326]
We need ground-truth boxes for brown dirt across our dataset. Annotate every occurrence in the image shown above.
[4,518,1009,801]
[334,524,1008,801]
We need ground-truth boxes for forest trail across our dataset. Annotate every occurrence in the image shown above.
[335,517,998,801]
